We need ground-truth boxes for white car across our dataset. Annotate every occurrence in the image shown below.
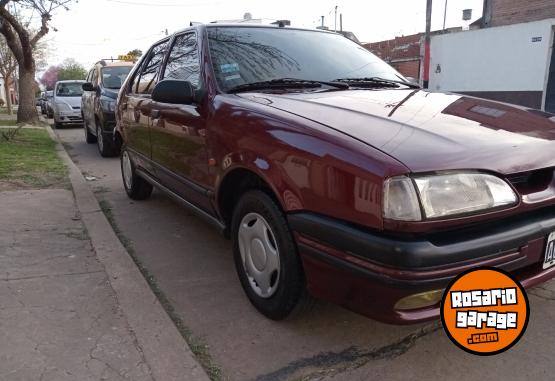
[52,80,85,128]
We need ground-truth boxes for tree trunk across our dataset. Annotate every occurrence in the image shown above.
[17,65,38,124]
[4,76,12,115]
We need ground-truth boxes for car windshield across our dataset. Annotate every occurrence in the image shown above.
[56,82,83,97]
[207,26,406,92]
[101,66,132,89]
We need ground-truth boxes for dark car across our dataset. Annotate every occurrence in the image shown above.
[115,24,555,324]
[82,60,133,156]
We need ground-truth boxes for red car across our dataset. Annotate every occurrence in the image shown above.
[115,24,555,324]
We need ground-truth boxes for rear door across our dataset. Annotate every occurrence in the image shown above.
[120,39,169,168]
[150,32,212,212]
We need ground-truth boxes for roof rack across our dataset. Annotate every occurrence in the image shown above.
[96,57,136,66]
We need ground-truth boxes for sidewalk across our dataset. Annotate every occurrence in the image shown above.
[0,125,209,380]
[0,189,154,380]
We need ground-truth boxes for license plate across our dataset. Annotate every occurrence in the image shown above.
[543,232,555,269]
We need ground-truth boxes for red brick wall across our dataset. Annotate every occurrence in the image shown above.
[363,34,422,62]
[391,60,421,80]
[491,0,555,26]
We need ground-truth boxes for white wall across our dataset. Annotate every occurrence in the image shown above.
[429,19,554,92]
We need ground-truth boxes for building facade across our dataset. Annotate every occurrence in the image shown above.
[365,0,555,112]
[363,34,423,80]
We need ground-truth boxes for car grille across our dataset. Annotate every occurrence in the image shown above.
[506,168,554,191]
[67,116,82,121]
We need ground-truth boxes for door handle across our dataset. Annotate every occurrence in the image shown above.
[151,109,160,118]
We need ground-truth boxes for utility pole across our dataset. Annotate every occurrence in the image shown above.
[443,0,448,30]
[340,13,343,32]
[321,15,325,28]
[334,6,338,32]
[423,0,432,89]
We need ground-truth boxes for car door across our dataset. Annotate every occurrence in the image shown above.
[120,39,169,169]
[150,32,212,213]
[82,69,93,124]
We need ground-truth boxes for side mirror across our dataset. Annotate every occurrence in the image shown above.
[82,82,95,92]
[152,80,195,105]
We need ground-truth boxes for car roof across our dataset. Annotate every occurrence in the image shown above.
[96,60,135,68]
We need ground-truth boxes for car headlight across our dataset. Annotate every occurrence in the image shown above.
[100,99,116,112]
[384,172,518,221]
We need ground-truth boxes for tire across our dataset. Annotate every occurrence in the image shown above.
[84,119,97,144]
[121,147,153,200]
[231,190,307,320]
[96,122,117,157]
[54,121,62,129]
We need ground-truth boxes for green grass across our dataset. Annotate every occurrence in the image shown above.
[0,128,68,190]
[0,119,18,126]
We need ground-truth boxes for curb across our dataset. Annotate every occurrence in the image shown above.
[46,126,210,381]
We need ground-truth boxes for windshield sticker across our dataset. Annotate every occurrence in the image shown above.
[221,63,239,73]
[224,74,241,81]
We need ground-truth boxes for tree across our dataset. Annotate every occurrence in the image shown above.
[39,64,58,89]
[57,58,85,80]
[0,0,74,124]
[127,49,142,60]
[0,36,17,114]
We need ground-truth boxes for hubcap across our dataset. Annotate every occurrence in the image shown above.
[238,213,280,298]
[122,151,133,190]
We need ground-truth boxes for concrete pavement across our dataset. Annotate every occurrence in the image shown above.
[0,189,154,380]
[0,124,209,381]
[54,125,555,381]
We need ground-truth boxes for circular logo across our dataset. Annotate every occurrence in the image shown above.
[441,267,529,355]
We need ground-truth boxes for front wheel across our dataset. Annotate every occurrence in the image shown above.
[231,190,307,320]
[121,147,153,200]
[97,123,117,157]
[84,119,96,144]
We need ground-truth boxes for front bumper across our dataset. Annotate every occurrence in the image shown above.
[289,208,555,324]
[55,110,82,124]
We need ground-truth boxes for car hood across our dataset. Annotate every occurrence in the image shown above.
[55,96,81,108]
[238,89,555,174]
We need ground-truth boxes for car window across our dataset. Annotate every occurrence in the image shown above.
[163,33,200,87]
[207,27,405,92]
[136,41,168,94]
[102,66,132,89]
[56,82,84,97]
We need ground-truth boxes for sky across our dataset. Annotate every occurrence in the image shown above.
[39,0,485,70]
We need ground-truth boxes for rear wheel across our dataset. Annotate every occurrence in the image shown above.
[121,147,153,200]
[231,190,307,320]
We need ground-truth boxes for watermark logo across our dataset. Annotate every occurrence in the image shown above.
[441,267,529,355]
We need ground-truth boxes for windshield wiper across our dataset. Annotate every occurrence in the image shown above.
[227,78,349,93]
[333,77,420,89]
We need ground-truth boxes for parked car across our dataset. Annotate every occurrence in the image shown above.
[43,90,54,117]
[82,60,134,157]
[116,24,555,324]
[52,80,85,128]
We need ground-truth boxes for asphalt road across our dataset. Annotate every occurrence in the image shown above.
[54,123,555,381]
